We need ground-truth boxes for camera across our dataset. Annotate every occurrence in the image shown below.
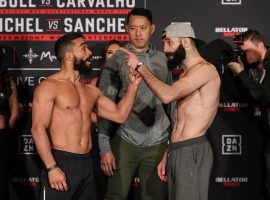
[221,34,248,66]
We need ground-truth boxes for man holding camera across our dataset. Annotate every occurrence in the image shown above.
[228,29,270,198]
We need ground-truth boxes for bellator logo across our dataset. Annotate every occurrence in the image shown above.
[215,177,248,187]
[11,177,39,188]
[215,27,248,38]
[219,102,248,112]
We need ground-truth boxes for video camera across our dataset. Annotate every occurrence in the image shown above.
[221,34,248,66]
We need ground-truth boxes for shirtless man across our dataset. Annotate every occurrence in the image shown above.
[31,33,141,200]
[121,22,220,200]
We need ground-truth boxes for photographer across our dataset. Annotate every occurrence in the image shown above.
[228,29,270,198]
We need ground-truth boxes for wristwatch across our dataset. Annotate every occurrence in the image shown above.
[135,62,143,72]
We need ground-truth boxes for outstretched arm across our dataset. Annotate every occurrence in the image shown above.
[96,71,141,123]
[121,47,217,104]
[31,81,67,192]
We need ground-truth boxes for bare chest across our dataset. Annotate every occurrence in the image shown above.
[54,81,95,112]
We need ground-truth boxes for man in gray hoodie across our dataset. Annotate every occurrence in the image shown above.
[98,8,171,200]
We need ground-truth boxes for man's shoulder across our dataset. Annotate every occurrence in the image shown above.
[189,60,220,81]
[203,61,219,78]
[39,76,58,87]
[85,83,98,91]
[84,83,102,97]
[201,62,220,85]
[201,61,215,69]
[34,76,58,95]
[196,60,217,72]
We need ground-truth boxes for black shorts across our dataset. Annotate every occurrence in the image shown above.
[40,149,95,200]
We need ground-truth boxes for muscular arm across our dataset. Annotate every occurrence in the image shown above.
[97,76,139,123]
[31,81,56,168]
[32,80,68,191]
[8,80,19,128]
[138,63,217,104]
[121,47,218,104]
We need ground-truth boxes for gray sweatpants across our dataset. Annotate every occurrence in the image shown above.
[167,135,213,200]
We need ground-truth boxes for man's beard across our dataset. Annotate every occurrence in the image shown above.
[73,56,92,75]
[167,44,186,70]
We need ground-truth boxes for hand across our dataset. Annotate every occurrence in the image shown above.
[48,167,68,191]
[120,47,141,71]
[100,151,116,176]
[227,57,244,75]
[129,71,142,85]
[157,156,167,182]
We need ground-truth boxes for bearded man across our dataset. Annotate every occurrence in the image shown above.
[31,33,141,200]
[121,22,220,200]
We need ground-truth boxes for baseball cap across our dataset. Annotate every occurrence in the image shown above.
[162,22,205,47]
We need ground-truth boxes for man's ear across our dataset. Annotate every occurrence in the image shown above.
[150,24,156,35]
[182,38,190,48]
[65,51,74,62]
[258,41,264,50]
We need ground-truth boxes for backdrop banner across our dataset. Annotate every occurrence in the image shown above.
[0,0,268,199]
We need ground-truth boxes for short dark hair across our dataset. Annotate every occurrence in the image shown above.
[241,29,265,45]
[54,33,84,62]
[126,8,153,25]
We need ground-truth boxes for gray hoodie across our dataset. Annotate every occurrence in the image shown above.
[98,43,171,154]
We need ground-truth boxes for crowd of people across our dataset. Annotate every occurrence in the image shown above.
[1,6,270,200]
